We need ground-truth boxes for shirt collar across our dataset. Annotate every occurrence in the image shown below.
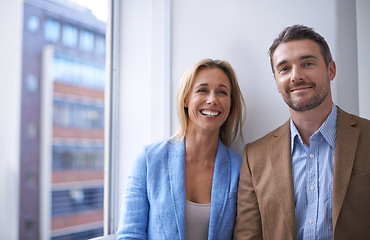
[290,103,337,153]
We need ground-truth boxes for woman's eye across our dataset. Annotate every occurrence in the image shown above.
[218,90,228,95]
[196,89,207,93]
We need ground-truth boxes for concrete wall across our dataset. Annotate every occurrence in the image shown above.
[0,0,22,239]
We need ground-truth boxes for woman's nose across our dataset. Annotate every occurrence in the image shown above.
[206,93,217,104]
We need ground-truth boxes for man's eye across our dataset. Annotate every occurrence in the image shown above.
[305,62,314,66]
[280,67,288,73]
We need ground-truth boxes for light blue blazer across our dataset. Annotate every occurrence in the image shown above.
[116,139,242,239]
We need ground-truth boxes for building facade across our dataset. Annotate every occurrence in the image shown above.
[20,0,106,239]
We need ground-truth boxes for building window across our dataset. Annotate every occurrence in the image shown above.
[80,30,94,52]
[51,228,103,240]
[44,19,61,42]
[26,74,39,92]
[95,35,106,55]
[27,15,40,33]
[51,187,104,216]
[52,144,104,170]
[53,99,104,129]
[27,123,37,139]
[53,54,105,89]
[62,25,78,47]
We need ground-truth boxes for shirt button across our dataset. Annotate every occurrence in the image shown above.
[309,219,314,224]
[309,153,314,159]
[310,186,315,191]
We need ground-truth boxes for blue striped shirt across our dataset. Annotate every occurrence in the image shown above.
[290,104,337,240]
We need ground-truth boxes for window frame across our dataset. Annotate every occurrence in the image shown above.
[104,0,121,235]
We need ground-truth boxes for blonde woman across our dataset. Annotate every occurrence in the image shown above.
[117,59,245,239]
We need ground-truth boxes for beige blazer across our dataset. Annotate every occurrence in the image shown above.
[234,107,370,240]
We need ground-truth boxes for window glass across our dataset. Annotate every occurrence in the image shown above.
[53,53,105,89]
[20,0,107,239]
[28,15,40,33]
[62,25,78,47]
[44,19,61,42]
[96,35,106,55]
[26,74,39,92]
[80,30,95,52]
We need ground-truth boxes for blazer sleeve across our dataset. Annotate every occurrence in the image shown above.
[233,144,263,239]
[116,147,149,240]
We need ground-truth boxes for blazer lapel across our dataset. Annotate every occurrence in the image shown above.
[332,108,359,231]
[269,121,297,239]
[208,140,231,239]
[168,140,186,239]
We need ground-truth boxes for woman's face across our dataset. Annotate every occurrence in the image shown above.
[185,67,231,136]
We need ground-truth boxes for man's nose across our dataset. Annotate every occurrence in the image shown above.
[291,66,303,82]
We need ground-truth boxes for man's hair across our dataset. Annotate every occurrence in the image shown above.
[268,24,333,73]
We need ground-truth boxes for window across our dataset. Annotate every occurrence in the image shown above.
[53,99,104,129]
[62,25,78,47]
[53,53,105,89]
[44,19,61,42]
[27,15,40,33]
[51,228,103,240]
[52,144,104,170]
[80,30,94,52]
[26,74,39,92]
[95,35,106,55]
[51,187,104,216]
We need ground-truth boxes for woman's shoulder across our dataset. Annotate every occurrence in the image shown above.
[144,138,181,152]
[219,141,242,167]
[139,138,183,159]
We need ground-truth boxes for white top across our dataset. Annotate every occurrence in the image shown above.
[185,200,211,240]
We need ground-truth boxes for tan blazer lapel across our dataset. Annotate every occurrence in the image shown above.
[332,108,360,231]
[269,121,297,239]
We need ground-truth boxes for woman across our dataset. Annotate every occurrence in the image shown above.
[116,59,245,239]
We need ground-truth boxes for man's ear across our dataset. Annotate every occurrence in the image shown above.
[328,60,336,81]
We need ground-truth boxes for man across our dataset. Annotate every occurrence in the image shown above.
[233,24,370,240]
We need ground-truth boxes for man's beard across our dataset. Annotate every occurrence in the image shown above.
[282,81,329,112]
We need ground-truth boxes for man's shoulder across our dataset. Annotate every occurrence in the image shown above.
[338,107,370,130]
[246,120,290,150]
[249,120,290,145]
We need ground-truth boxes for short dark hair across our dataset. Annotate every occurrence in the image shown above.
[268,24,333,73]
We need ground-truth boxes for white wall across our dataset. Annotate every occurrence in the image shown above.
[357,0,370,119]
[112,0,367,231]
[116,0,364,193]
[117,0,361,156]
[334,0,359,115]
[0,0,22,239]
[171,0,344,153]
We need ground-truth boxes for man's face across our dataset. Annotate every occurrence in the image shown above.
[272,39,336,112]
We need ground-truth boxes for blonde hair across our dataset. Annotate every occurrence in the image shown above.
[172,58,246,147]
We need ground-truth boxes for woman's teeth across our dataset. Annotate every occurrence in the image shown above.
[201,110,219,116]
